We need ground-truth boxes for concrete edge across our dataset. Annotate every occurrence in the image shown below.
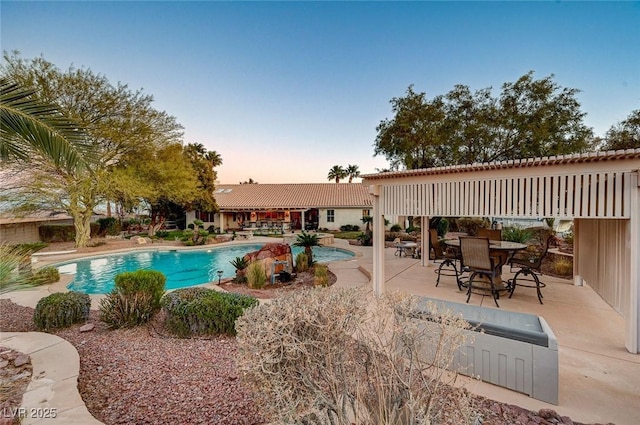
[0,332,103,425]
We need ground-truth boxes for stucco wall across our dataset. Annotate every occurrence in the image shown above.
[318,208,368,231]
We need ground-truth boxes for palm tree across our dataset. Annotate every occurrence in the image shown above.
[0,77,88,172]
[293,231,322,267]
[346,164,361,183]
[327,165,346,183]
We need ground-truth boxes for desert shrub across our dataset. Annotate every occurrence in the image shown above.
[389,224,403,232]
[34,291,90,331]
[502,226,534,243]
[161,288,258,337]
[313,264,329,287]
[99,290,157,329]
[96,217,121,236]
[246,261,267,289]
[99,270,166,328]
[295,252,309,272]
[30,267,60,285]
[339,224,360,232]
[114,270,165,310]
[455,217,488,236]
[554,257,573,276]
[235,288,477,424]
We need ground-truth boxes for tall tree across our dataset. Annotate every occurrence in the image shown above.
[183,142,218,213]
[601,110,640,150]
[327,165,346,183]
[1,52,183,247]
[111,143,206,235]
[374,72,595,169]
[345,164,361,183]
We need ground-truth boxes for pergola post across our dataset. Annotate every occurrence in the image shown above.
[219,212,225,232]
[626,171,639,353]
[370,185,385,296]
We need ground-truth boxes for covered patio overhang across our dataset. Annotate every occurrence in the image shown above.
[362,149,640,354]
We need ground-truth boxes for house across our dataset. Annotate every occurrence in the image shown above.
[186,183,373,232]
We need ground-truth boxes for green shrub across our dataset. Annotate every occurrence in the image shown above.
[339,224,360,232]
[31,267,60,285]
[99,270,166,329]
[161,288,258,337]
[436,217,449,237]
[34,291,90,331]
[295,252,309,272]
[246,262,267,289]
[314,264,329,287]
[156,230,169,238]
[114,270,166,310]
[39,223,100,242]
[96,217,121,236]
[389,224,403,232]
[502,226,534,243]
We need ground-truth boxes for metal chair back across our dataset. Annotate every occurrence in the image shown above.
[460,237,493,272]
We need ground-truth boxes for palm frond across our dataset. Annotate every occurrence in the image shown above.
[0,77,90,172]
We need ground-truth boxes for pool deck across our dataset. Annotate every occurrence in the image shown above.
[2,236,639,424]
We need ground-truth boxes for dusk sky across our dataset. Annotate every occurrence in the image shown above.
[2,1,639,184]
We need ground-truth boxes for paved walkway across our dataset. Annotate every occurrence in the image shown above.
[2,237,639,425]
[0,332,102,424]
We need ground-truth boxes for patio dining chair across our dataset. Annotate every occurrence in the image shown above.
[508,233,553,304]
[459,236,502,307]
[430,229,462,290]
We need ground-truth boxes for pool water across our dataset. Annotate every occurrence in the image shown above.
[60,244,354,294]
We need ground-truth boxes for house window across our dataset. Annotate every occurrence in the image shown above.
[196,211,215,222]
[327,210,335,223]
[362,209,370,217]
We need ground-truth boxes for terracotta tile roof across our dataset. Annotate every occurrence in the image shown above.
[362,148,640,180]
[214,183,372,210]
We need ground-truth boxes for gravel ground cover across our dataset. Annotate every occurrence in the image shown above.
[0,299,611,425]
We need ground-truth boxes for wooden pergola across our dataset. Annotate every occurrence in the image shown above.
[362,149,640,354]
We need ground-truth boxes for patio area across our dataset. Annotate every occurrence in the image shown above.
[332,239,640,425]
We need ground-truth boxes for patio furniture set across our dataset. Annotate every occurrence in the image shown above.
[425,228,553,308]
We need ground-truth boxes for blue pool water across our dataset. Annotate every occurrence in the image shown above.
[60,244,354,294]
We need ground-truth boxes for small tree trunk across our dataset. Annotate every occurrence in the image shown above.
[74,210,93,248]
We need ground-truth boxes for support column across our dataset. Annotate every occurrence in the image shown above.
[626,172,639,354]
[370,185,385,297]
[218,212,225,232]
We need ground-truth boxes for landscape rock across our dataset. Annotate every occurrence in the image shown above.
[243,243,293,278]
[13,354,30,367]
[80,323,95,333]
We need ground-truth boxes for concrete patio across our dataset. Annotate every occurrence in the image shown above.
[331,239,640,425]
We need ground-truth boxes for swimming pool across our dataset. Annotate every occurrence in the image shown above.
[59,244,354,294]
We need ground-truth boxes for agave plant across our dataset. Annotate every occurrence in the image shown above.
[293,231,322,267]
[230,256,249,282]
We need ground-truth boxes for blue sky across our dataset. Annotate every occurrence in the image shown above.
[2,1,639,183]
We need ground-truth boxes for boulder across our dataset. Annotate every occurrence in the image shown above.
[243,243,293,279]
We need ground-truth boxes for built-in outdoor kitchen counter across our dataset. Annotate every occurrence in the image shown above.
[412,297,559,405]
